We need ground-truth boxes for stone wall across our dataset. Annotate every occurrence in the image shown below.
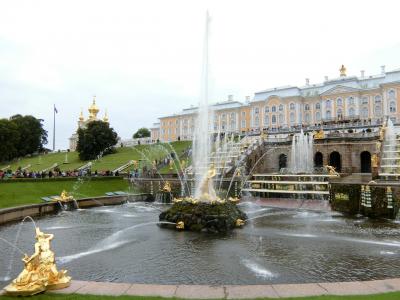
[248,135,379,174]
[0,194,151,225]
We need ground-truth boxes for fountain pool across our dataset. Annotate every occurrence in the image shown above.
[1,201,400,285]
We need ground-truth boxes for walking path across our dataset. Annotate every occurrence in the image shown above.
[49,278,400,298]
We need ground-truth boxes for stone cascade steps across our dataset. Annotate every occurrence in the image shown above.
[379,125,400,180]
[242,173,336,201]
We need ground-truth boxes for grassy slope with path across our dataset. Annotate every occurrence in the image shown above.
[1,292,400,300]
[0,141,191,173]
[0,178,131,209]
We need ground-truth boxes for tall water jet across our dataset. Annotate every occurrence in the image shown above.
[159,12,247,232]
[289,130,314,174]
[193,11,215,199]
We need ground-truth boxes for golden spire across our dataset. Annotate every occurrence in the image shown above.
[79,108,84,122]
[88,95,99,120]
[103,109,109,123]
[339,64,347,77]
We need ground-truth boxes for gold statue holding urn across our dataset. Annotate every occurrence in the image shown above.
[3,228,71,296]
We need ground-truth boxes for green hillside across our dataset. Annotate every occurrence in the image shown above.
[0,141,191,173]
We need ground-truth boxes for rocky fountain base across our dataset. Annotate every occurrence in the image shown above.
[159,198,247,233]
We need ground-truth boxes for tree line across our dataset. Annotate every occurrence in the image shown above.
[0,115,48,162]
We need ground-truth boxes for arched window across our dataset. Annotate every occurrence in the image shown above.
[254,116,259,127]
[361,107,368,118]
[290,112,295,124]
[272,106,277,112]
[279,154,287,170]
[337,109,343,118]
[221,113,226,120]
[388,89,396,99]
[375,105,382,116]
[374,95,382,103]
[349,107,355,116]
[265,106,270,113]
[326,100,331,108]
[316,111,321,121]
[361,96,369,105]
[347,97,355,105]
[279,104,284,111]
[272,115,277,124]
[290,103,295,110]
[305,104,310,111]
[264,115,270,126]
[222,121,226,130]
[305,113,310,123]
[326,110,332,119]
[315,103,321,110]
[337,98,343,106]
[279,114,284,123]
[390,101,396,113]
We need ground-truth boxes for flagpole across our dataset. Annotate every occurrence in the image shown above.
[53,104,56,151]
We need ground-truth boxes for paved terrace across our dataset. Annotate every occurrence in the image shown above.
[45,279,400,298]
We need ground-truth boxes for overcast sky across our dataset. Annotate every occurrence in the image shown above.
[1,0,399,149]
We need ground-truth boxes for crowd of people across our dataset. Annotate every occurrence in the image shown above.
[0,168,118,180]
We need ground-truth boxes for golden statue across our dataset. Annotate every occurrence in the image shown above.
[176,221,184,229]
[376,141,381,153]
[340,64,347,77]
[228,197,240,203]
[379,125,386,141]
[3,228,71,296]
[53,190,73,203]
[236,219,245,227]
[314,129,325,139]
[371,153,379,168]
[169,160,174,170]
[199,164,217,200]
[162,181,172,193]
[325,165,339,176]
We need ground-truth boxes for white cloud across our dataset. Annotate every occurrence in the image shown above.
[0,0,399,149]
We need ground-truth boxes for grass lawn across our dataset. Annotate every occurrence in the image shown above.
[0,178,132,209]
[0,141,191,173]
[1,292,400,300]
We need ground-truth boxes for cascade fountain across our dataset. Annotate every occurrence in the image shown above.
[379,118,400,179]
[159,12,247,232]
[289,130,314,174]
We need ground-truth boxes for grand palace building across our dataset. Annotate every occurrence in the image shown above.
[152,66,400,142]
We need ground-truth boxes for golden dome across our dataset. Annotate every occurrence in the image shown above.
[79,108,84,121]
[88,96,99,119]
[103,110,109,123]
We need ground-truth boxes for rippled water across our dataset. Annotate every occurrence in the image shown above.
[1,201,400,285]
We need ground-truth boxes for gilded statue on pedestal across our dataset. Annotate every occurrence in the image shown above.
[325,165,339,176]
[3,228,71,296]
[371,153,379,168]
[199,163,217,201]
[162,181,172,193]
[53,190,73,203]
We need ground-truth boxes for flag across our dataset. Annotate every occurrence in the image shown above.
[54,106,58,113]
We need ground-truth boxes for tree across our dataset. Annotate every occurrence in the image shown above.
[76,120,118,160]
[133,127,150,139]
[0,119,19,162]
[10,115,48,157]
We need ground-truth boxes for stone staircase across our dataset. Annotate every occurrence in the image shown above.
[379,123,400,181]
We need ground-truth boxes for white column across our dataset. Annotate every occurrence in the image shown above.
[383,90,388,116]
[296,103,302,125]
[322,100,326,119]
[355,96,360,117]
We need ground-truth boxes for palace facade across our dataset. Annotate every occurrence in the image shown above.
[69,97,109,151]
[152,66,400,142]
